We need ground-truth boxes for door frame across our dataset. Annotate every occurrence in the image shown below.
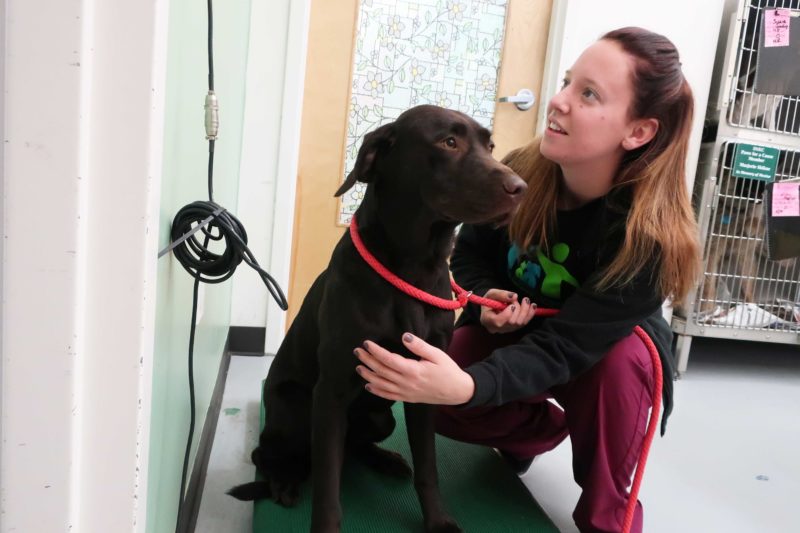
[264,0,312,353]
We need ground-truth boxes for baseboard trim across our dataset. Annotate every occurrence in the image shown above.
[228,325,267,355]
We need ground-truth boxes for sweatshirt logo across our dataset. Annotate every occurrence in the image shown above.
[508,243,579,300]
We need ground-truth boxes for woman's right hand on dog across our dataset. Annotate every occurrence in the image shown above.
[355,334,475,405]
[479,289,537,334]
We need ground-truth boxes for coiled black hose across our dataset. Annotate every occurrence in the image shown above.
[170,200,288,307]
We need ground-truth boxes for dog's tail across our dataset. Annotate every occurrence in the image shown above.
[227,481,271,501]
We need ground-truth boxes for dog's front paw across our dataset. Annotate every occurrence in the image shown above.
[425,517,462,533]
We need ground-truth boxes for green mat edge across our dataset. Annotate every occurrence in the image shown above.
[252,382,558,533]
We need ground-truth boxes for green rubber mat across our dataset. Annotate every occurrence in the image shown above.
[253,394,558,532]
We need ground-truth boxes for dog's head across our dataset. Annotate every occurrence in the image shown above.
[336,105,526,225]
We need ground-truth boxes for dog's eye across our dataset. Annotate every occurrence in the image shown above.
[489,142,496,152]
[442,137,457,150]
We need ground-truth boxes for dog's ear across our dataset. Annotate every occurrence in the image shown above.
[335,122,395,197]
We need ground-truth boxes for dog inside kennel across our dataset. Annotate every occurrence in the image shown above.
[692,142,799,323]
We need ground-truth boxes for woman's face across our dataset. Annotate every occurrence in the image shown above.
[539,39,639,170]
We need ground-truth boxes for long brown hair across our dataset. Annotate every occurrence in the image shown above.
[507,27,701,303]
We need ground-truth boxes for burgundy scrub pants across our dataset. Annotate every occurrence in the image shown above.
[435,324,655,533]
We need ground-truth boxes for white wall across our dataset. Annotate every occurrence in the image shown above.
[230,0,310,354]
[1,1,166,531]
[0,0,5,477]
[538,0,728,191]
[230,0,292,329]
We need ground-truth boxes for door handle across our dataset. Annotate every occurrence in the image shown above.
[498,88,536,111]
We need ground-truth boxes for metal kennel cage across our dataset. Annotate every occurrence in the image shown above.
[671,0,800,373]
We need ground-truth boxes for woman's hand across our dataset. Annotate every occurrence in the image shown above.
[354,333,475,405]
[479,289,537,334]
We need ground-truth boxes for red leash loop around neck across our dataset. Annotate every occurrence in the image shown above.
[349,215,558,314]
[350,215,467,310]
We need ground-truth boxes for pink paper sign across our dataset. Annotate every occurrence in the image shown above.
[772,182,800,217]
[765,9,791,47]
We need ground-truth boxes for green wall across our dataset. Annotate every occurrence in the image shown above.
[148,0,252,531]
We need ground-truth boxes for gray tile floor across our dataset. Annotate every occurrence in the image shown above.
[197,337,800,532]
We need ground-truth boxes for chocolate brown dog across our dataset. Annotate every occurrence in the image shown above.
[229,105,526,532]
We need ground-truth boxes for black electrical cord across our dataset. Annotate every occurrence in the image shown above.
[207,0,214,93]
[170,200,290,302]
[207,0,215,203]
[170,1,287,531]
[208,139,215,202]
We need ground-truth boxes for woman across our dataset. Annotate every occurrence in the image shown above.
[354,27,700,533]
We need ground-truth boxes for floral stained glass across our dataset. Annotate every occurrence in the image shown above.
[338,0,509,224]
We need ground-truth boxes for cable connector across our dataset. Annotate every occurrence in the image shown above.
[204,91,219,140]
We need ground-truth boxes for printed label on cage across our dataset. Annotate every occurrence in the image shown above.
[772,182,800,217]
[765,9,790,47]
[732,143,779,182]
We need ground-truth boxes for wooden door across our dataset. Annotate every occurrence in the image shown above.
[288,0,553,326]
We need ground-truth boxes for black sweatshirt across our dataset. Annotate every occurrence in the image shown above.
[451,190,676,434]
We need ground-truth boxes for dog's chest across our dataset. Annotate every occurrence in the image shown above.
[391,297,454,351]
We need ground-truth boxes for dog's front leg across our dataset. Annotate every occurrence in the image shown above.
[404,402,462,533]
[310,380,348,533]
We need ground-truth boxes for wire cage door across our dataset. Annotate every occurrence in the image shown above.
[691,141,799,334]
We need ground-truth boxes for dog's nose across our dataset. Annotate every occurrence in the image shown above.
[503,175,527,196]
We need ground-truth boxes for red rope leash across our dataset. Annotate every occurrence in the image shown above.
[349,216,557,314]
[350,215,661,533]
[621,325,664,533]
[349,216,476,309]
